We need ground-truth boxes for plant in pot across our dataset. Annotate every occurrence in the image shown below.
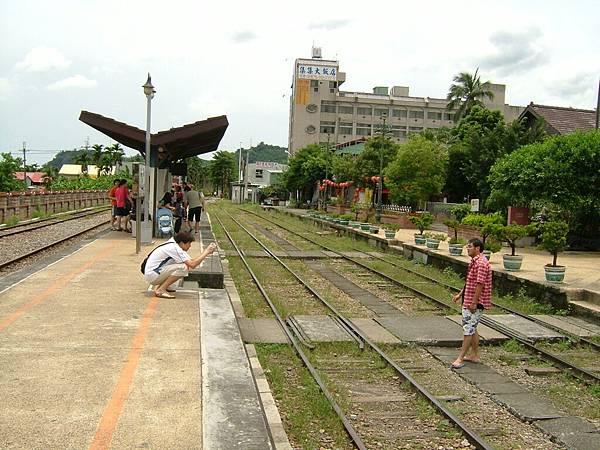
[409,213,434,245]
[339,213,353,226]
[538,220,569,283]
[463,213,503,259]
[494,223,532,271]
[425,232,447,250]
[483,238,502,261]
[448,237,467,255]
[384,228,397,240]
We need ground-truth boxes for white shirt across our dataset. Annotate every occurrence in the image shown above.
[143,238,191,282]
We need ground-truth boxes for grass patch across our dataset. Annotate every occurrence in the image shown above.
[4,215,19,226]
[495,288,557,315]
[255,344,354,449]
[502,339,523,353]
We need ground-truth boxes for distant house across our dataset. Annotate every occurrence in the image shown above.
[13,171,46,188]
[58,164,115,179]
[519,102,597,135]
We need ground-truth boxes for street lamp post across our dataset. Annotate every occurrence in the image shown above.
[142,74,155,243]
[375,113,389,223]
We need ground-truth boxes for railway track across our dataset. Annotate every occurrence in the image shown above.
[240,207,600,384]
[0,217,111,271]
[0,207,111,239]
[216,212,495,450]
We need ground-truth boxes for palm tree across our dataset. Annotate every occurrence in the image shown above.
[73,152,90,175]
[446,68,494,122]
[91,144,104,177]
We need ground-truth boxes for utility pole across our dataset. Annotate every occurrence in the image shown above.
[596,80,600,130]
[375,113,390,223]
[22,142,27,189]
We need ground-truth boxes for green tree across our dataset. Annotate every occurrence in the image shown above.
[186,156,210,191]
[209,151,236,196]
[73,152,90,175]
[385,135,448,208]
[488,130,600,237]
[446,68,494,122]
[331,154,358,184]
[355,135,399,187]
[0,153,25,192]
[281,144,326,202]
[445,106,527,205]
[91,144,104,176]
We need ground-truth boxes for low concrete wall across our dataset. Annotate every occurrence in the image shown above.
[325,206,417,229]
[0,190,109,223]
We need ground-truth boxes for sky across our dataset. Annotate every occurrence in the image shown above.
[1,0,599,166]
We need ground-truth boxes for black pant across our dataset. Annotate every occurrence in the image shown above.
[174,217,182,233]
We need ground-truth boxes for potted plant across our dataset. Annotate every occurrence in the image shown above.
[494,223,531,271]
[339,213,353,226]
[448,237,467,255]
[538,220,569,283]
[384,229,396,239]
[425,232,447,250]
[462,213,503,258]
[360,222,371,231]
[483,238,502,261]
[409,213,434,245]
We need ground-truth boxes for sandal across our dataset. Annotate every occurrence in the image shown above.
[155,292,176,299]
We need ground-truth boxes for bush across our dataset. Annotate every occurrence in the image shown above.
[408,212,434,235]
[450,204,471,222]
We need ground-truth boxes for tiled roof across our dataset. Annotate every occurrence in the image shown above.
[520,103,597,135]
[13,172,46,183]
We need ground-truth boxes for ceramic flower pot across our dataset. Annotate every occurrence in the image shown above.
[448,244,464,256]
[544,265,566,283]
[426,239,440,249]
[384,230,396,239]
[414,234,426,245]
[503,254,523,271]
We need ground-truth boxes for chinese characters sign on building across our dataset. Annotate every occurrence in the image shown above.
[297,64,337,80]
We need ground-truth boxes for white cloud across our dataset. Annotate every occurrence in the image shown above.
[46,75,98,90]
[0,78,12,100]
[15,47,70,72]
[188,95,230,119]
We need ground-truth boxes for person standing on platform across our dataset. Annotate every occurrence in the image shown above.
[451,238,492,369]
[114,179,130,231]
[108,179,120,230]
[143,231,217,298]
[184,185,205,234]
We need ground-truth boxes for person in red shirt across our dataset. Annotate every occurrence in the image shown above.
[108,179,119,230]
[451,238,492,369]
[114,179,130,231]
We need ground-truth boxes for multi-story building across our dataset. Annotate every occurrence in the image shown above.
[288,48,523,154]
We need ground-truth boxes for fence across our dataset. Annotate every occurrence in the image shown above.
[425,201,466,218]
[0,190,110,223]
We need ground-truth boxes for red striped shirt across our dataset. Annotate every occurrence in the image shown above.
[463,254,492,309]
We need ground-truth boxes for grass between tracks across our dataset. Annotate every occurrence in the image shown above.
[255,343,354,450]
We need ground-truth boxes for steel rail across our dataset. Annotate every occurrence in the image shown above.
[0,220,110,270]
[223,212,495,450]
[0,207,111,239]
[242,208,600,384]
[215,215,368,450]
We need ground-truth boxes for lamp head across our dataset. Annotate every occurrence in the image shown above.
[142,73,156,97]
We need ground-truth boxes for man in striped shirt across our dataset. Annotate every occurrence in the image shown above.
[451,238,492,369]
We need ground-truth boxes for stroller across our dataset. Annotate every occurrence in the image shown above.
[156,207,174,237]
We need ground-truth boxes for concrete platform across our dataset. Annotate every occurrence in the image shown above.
[350,318,401,344]
[445,315,508,342]
[483,314,565,342]
[531,315,600,337]
[292,315,354,342]
[238,318,288,343]
[375,316,464,345]
[0,220,277,449]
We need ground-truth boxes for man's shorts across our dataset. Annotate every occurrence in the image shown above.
[147,263,189,286]
[188,206,202,222]
[116,207,127,217]
[462,307,483,336]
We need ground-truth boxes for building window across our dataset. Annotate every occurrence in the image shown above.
[339,122,353,135]
[392,129,407,138]
[374,108,389,117]
[321,102,336,113]
[338,105,353,115]
[408,126,423,135]
[305,125,316,134]
[356,123,371,136]
[320,121,336,134]
[255,169,263,179]
[357,107,372,116]
[392,109,407,118]
[409,110,424,119]
[427,111,443,120]
[310,79,319,92]
[444,112,454,121]
[329,81,337,94]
